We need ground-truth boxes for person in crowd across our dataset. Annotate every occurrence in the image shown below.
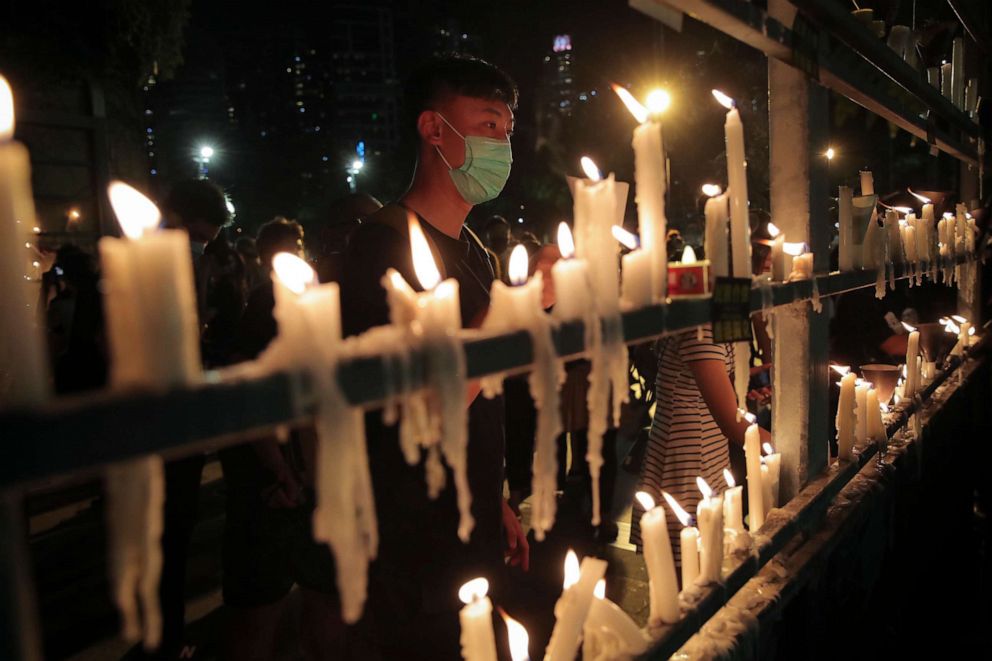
[338,53,527,659]
[235,235,266,292]
[150,179,245,657]
[220,216,346,661]
[483,214,511,280]
[315,193,383,283]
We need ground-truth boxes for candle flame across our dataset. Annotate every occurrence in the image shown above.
[712,89,735,109]
[902,321,917,333]
[891,206,913,215]
[701,183,722,197]
[767,222,781,238]
[825,147,835,160]
[580,156,602,182]
[499,608,530,661]
[635,491,656,512]
[563,550,580,590]
[0,75,13,141]
[945,322,960,335]
[901,365,908,378]
[952,315,967,324]
[646,89,671,115]
[943,212,955,219]
[738,408,757,424]
[611,225,639,250]
[908,189,932,204]
[939,317,950,325]
[969,326,976,336]
[610,83,648,124]
[783,241,806,257]
[724,468,736,488]
[830,365,851,375]
[408,214,441,290]
[662,491,692,527]
[880,402,890,414]
[108,181,162,240]
[557,222,575,259]
[696,477,713,500]
[894,394,902,404]
[272,253,317,295]
[763,442,775,455]
[682,245,698,263]
[508,244,529,285]
[594,579,606,600]
[458,577,489,605]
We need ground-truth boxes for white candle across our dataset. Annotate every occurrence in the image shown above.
[546,550,608,661]
[770,234,789,281]
[0,76,48,408]
[787,248,813,281]
[613,84,668,301]
[635,492,679,625]
[904,326,920,399]
[713,90,751,280]
[722,469,744,532]
[860,170,874,196]
[951,38,965,109]
[703,186,730,279]
[838,185,855,271]
[482,245,563,541]
[855,381,870,447]
[761,443,781,512]
[571,159,623,316]
[662,491,699,590]
[744,420,765,531]
[613,225,652,309]
[836,371,857,461]
[583,580,650,659]
[458,578,498,661]
[695,477,724,584]
[101,182,202,649]
[383,214,472,541]
[551,222,590,322]
[941,62,953,100]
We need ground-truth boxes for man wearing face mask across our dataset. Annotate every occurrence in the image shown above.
[340,54,526,659]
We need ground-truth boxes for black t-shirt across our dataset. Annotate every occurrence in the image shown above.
[340,204,506,614]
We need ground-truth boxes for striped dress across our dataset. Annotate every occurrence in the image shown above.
[631,324,734,565]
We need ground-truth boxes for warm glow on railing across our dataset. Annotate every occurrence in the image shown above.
[408,214,441,290]
[272,253,317,295]
[108,181,161,240]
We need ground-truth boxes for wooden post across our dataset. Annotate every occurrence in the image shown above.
[768,0,830,501]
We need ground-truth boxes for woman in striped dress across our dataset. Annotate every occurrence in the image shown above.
[631,324,770,568]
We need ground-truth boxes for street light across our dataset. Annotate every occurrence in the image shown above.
[200,146,214,159]
[346,158,365,192]
[196,144,215,178]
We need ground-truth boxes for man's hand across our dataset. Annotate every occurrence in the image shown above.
[502,498,530,571]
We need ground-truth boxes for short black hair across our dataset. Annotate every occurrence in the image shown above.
[404,54,518,131]
[256,217,304,268]
[163,179,232,228]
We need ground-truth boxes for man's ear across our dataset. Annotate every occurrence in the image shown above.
[417,110,443,145]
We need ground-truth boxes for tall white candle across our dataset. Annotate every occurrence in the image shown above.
[838,185,855,271]
[860,170,874,196]
[0,76,48,407]
[904,327,920,399]
[613,84,668,301]
[744,421,765,531]
[662,491,699,590]
[713,90,750,279]
[836,371,857,461]
[458,578,498,661]
[635,492,679,625]
[855,381,870,447]
[722,469,744,532]
[695,477,724,584]
[546,550,608,661]
[703,186,730,278]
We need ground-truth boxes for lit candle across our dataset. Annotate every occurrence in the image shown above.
[662,491,699,590]
[855,380,870,447]
[703,183,730,278]
[0,75,48,408]
[866,388,887,443]
[713,90,750,280]
[860,170,874,196]
[761,443,781,513]
[500,608,531,661]
[785,243,813,281]
[743,415,766,531]
[458,578,498,661]
[613,225,652,309]
[768,222,788,281]
[571,156,624,316]
[838,185,855,271]
[264,254,377,624]
[550,222,590,322]
[546,550,608,661]
[835,369,857,461]
[612,84,668,301]
[635,492,679,625]
[722,468,744,532]
[695,477,724,584]
[667,244,711,298]
[101,182,202,649]
[583,579,651,659]
[903,322,920,399]
[482,245,563,541]
[383,214,472,540]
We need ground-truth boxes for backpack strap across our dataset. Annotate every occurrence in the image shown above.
[365,203,447,280]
